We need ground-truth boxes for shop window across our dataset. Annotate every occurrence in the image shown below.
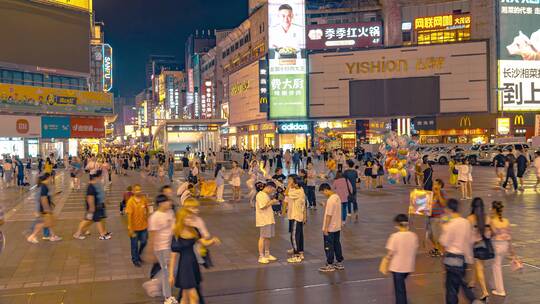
[33,74,44,87]
[23,72,33,85]
[12,71,23,85]
[1,70,12,83]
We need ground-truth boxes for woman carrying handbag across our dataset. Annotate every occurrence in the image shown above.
[467,198,493,301]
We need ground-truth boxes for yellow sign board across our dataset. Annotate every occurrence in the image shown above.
[0,82,112,115]
[497,118,511,135]
[42,0,92,12]
[414,14,471,31]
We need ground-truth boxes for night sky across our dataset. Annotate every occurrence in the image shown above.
[93,0,249,97]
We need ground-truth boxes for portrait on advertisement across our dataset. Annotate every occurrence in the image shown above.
[268,1,306,60]
[498,1,540,111]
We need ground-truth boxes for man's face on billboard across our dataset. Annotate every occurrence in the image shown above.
[279,8,293,31]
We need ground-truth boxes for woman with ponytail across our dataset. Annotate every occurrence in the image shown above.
[467,198,490,301]
[490,201,515,297]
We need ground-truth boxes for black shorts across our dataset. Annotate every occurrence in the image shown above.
[92,208,106,222]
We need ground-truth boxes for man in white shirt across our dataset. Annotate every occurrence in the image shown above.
[318,183,344,272]
[256,182,279,264]
[384,214,419,304]
[147,194,175,303]
[269,4,305,53]
[286,176,306,263]
[439,199,477,304]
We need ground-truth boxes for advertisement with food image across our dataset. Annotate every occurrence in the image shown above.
[268,0,307,119]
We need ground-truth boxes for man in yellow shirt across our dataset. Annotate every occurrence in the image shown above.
[125,184,149,267]
[327,156,337,179]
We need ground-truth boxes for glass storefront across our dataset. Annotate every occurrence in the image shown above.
[279,134,310,150]
[28,139,39,158]
[0,137,24,158]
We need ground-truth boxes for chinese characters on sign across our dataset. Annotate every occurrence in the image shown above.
[259,58,269,113]
[268,0,307,119]
[498,0,540,111]
[306,22,383,50]
[201,80,214,119]
[414,14,471,45]
[414,14,471,31]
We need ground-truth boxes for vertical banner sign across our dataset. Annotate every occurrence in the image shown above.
[268,0,307,119]
[102,44,113,92]
[498,0,540,111]
[535,114,540,136]
[259,58,269,112]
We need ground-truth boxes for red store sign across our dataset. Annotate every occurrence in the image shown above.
[70,117,105,138]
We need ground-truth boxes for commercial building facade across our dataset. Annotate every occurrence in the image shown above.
[175,0,535,152]
[0,0,113,158]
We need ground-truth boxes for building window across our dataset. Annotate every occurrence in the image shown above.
[23,72,33,85]
[33,74,44,87]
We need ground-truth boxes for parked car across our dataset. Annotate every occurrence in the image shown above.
[464,144,497,165]
[426,147,466,165]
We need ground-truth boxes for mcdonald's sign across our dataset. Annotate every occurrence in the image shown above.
[259,58,269,113]
[514,115,525,126]
[459,116,472,128]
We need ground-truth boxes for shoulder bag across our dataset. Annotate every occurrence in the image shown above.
[473,235,495,260]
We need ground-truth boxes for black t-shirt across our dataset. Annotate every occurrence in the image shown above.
[494,154,506,167]
[182,157,189,167]
[39,184,51,213]
[517,155,528,171]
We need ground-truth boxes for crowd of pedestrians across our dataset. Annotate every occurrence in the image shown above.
[1,143,537,304]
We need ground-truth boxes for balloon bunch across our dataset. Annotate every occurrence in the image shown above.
[378,132,418,184]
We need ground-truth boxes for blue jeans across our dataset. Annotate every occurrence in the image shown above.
[130,229,148,263]
[156,249,172,298]
[341,202,351,221]
[392,272,409,304]
[305,186,316,207]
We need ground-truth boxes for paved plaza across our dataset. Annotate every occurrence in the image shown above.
[0,164,539,303]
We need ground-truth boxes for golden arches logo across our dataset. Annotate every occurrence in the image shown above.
[459,116,471,128]
[514,115,524,126]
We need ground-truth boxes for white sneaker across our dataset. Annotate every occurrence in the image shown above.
[299,253,304,260]
[73,234,86,240]
[265,255,277,262]
[164,296,179,304]
[49,235,63,242]
[27,236,39,244]
[42,236,50,240]
[258,257,269,264]
[287,256,302,263]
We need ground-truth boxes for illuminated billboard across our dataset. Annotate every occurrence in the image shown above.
[102,44,113,92]
[268,0,307,119]
[0,82,113,115]
[43,0,92,11]
[306,22,382,50]
[497,0,540,111]
[0,0,90,73]
[414,13,471,45]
